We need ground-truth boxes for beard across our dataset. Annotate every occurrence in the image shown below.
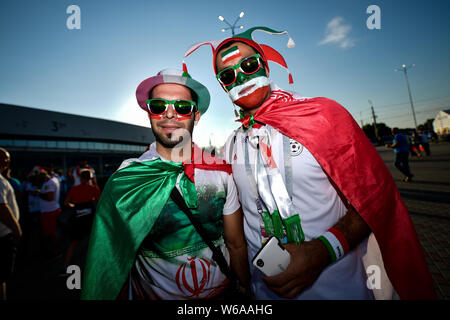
[151,117,195,149]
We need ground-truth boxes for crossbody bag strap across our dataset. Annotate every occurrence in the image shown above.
[169,187,235,281]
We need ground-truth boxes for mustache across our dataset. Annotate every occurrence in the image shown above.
[157,120,183,127]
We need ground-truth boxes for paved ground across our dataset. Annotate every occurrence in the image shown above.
[7,210,84,300]
[377,142,450,300]
[5,142,450,300]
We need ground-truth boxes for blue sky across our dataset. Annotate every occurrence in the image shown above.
[1,0,449,147]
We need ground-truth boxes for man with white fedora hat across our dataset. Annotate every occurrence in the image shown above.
[82,68,250,300]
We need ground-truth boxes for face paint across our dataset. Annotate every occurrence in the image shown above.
[221,46,241,64]
[223,58,267,89]
[234,85,270,108]
[225,64,269,102]
[228,76,270,102]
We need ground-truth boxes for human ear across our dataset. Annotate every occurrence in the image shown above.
[194,110,201,125]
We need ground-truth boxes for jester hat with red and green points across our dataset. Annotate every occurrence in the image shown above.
[183,26,296,84]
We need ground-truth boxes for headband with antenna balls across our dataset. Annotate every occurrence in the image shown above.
[183,26,295,84]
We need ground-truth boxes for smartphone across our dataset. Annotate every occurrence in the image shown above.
[252,237,291,276]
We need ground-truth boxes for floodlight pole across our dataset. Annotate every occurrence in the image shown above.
[218,12,245,36]
[395,64,418,131]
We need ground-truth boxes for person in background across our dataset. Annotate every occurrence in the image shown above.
[48,164,65,206]
[405,133,418,158]
[19,167,43,261]
[418,130,431,156]
[387,128,414,182]
[62,169,101,271]
[411,131,423,158]
[23,168,43,225]
[33,169,62,258]
[0,148,21,300]
[2,167,21,205]
[72,159,97,186]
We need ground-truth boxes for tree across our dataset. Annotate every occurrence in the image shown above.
[418,119,434,132]
[362,124,376,139]
[362,123,392,142]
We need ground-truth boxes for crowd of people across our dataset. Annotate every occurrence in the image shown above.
[0,150,101,300]
[408,130,431,158]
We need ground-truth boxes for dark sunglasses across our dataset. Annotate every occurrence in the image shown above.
[145,99,197,116]
[216,54,263,87]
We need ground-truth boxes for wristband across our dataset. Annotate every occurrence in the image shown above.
[317,227,349,262]
[328,227,350,254]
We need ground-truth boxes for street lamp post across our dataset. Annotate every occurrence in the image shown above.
[218,11,245,36]
[368,99,379,141]
[395,64,418,131]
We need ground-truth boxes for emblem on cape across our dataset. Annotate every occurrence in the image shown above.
[290,139,303,156]
[270,89,295,102]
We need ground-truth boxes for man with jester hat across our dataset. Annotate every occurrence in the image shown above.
[81,69,250,300]
[184,26,436,299]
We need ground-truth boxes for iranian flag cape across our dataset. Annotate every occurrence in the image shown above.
[81,145,231,300]
[238,88,436,300]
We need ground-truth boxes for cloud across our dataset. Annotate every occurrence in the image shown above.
[318,17,356,49]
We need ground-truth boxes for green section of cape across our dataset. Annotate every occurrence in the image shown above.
[81,158,197,300]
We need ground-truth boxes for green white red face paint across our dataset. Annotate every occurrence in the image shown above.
[219,51,270,104]
[222,60,269,103]
[220,46,242,64]
[227,75,270,103]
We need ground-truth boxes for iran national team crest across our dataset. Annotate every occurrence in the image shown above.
[175,257,211,297]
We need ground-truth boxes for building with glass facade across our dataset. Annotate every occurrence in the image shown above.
[0,103,154,188]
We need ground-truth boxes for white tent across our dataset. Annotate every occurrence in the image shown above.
[433,110,450,135]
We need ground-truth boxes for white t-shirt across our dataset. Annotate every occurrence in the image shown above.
[0,175,20,237]
[223,85,373,300]
[39,177,60,213]
[119,143,241,299]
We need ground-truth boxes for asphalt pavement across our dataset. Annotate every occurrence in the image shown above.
[377,141,450,300]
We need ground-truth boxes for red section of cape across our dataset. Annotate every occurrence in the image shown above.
[183,144,232,183]
[238,92,436,299]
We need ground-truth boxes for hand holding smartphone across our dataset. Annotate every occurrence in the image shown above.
[252,237,291,277]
